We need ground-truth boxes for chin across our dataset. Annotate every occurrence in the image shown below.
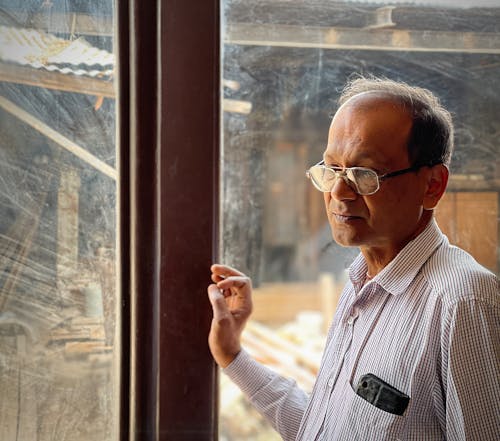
[331,228,365,248]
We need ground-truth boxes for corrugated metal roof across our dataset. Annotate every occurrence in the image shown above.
[343,0,500,7]
[0,26,114,78]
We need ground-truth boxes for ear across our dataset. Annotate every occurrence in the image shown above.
[423,164,449,210]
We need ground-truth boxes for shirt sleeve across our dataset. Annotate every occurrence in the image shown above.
[442,297,500,440]
[223,349,309,441]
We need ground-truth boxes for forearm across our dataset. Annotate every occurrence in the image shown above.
[224,350,309,441]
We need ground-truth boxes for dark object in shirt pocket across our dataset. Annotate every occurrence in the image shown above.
[355,373,410,416]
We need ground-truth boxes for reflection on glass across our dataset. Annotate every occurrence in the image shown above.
[0,2,117,440]
[220,1,500,439]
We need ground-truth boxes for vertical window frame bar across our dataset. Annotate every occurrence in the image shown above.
[159,1,220,439]
[118,0,220,439]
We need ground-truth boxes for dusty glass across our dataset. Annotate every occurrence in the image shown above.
[220,0,500,439]
[0,2,118,440]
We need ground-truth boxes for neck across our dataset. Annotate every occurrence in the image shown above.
[361,212,432,277]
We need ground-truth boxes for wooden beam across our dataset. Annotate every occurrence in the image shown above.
[29,12,113,37]
[225,23,500,54]
[0,63,250,115]
[0,62,115,97]
[0,95,117,180]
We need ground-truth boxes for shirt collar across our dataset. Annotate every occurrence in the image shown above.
[348,218,445,295]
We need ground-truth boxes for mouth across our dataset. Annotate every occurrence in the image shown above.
[333,213,363,223]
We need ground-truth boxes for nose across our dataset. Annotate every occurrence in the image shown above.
[329,175,357,201]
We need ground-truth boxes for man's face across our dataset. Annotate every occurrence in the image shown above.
[324,95,429,253]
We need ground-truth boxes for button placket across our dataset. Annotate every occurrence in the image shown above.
[324,301,360,393]
[346,309,359,326]
[347,290,392,386]
[324,311,357,393]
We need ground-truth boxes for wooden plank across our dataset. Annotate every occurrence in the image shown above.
[436,191,498,272]
[242,330,316,390]
[252,278,342,327]
[0,95,117,180]
[251,282,322,323]
[65,341,111,354]
[245,321,320,372]
[226,23,500,54]
[435,192,457,242]
[56,168,80,282]
[50,329,91,341]
[455,192,498,272]
[223,98,252,114]
[0,62,115,98]
[320,273,341,332]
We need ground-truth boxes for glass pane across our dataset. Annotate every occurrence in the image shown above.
[0,2,118,440]
[220,1,500,439]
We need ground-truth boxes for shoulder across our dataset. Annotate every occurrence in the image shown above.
[421,240,499,307]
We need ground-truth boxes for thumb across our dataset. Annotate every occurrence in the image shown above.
[207,284,229,320]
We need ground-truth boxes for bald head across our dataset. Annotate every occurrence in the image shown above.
[336,77,454,168]
[328,93,413,168]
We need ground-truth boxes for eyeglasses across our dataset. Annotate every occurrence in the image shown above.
[306,160,425,195]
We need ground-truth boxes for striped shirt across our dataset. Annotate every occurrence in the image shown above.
[224,219,500,440]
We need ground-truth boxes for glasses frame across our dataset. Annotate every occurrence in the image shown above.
[306,160,427,195]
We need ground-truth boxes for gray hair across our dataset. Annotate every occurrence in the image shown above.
[338,77,454,167]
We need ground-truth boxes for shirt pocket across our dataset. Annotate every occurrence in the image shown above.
[343,382,406,441]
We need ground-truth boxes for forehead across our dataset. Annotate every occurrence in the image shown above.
[325,94,412,166]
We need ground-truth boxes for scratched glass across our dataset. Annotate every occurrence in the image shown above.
[0,2,117,440]
[220,1,500,439]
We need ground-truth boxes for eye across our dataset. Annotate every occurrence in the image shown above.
[367,167,384,175]
[323,172,336,183]
[324,163,342,170]
[351,167,377,179]
[355,163,384,174]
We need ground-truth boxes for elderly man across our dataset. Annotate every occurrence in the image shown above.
[207,78,499,440]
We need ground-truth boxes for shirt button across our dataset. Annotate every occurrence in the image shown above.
[347,316,355,325]
[327,378,334,388]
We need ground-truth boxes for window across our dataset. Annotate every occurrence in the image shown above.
[2,1,497,438]
[1,2,221,439]
[0,2,118,439]
[220,1,500,438]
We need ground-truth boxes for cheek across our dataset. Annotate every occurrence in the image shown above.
[366,188,420,225]
[393,181,423,210]
[364,192,402,223]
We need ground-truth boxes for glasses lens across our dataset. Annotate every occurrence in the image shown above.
[349,168,379,195]
[308,165,380,195]
[309,165,336,191]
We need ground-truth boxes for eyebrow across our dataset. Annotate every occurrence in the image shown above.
[323,150,385,164]
[323,150,391,173]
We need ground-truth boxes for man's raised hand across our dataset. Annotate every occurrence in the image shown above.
[207,264,253,368]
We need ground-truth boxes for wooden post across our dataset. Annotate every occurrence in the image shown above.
[320,272,340,332]
[57,167,81,285]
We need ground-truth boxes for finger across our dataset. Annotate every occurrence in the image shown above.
[207,284,230,320]
[216,275,250,291]
[211,264,246,278]
[211,273,226,284]
[211,272,233,285]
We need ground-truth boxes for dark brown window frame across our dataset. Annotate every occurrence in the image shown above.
[118,1,220,439]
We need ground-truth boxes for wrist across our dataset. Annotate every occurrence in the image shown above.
[216,348,241,368]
